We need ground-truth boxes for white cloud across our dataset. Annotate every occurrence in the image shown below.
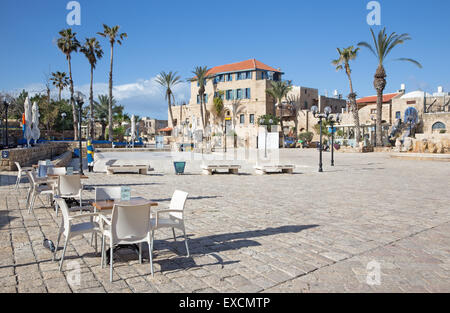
[15,76,191,120]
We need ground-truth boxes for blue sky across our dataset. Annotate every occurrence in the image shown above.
[1,0,449,119]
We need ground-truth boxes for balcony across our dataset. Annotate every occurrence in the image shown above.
[276,103,295,118]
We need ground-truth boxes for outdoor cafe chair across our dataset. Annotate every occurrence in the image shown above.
[25,170,56,214]
[151,190,190,257]
[57,175,85,215]
[53,196,100,271]
[15,162,31,190]
[99,202,154,282]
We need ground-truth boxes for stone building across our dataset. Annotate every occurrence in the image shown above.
[139,117,168,141]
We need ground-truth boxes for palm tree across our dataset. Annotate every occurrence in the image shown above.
[98,24,128,142]
[332,46,361,143]
[190,66,210,129]
[80,38,104,139]
[57,28,81,140]
[266,80,293,143]
[94,94,118,140]
[358,27,422,146]
[50,71,69,101]
[155,71,182,129]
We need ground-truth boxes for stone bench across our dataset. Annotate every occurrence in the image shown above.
[254,164,295,175]
[201,164,241,175]
[106,164,154,175]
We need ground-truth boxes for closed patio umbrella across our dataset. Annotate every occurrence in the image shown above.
[31,101,40,143]
[24,97,32,147]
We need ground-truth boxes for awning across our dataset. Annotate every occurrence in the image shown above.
[157,127,173,132]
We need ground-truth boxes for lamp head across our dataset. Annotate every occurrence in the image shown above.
[74,91,86,105]
[324,106,332,116]
[311,105,318,115]
[268,119,273,124]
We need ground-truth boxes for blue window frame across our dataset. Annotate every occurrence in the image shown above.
[226,90,232,100]
[245,88,251,99]
[249,114,255,124]
[246,71,252,79]
[395,111,401,120]
[226,74,233,81]
[236,89,243,100]
[197,95,200,104]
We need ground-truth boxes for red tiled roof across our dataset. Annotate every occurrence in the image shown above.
[157,127,172,132]
[203,59,281,77]
[356,93,401,104]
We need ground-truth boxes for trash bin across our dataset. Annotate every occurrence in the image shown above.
[173,161,186,175]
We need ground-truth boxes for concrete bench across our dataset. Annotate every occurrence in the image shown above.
[201,164,241,175]
[254,164,295,175]
[106,164,154,175]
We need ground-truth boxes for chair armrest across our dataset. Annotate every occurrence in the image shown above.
[69,213,99,220]
[98,214,112,226]
[155,209,183,225]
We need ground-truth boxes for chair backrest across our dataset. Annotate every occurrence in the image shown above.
[58,175,82,195]
[54,197,71,235]
[169,190,188,220]
[15,162,22,172]
[110,203,152,243]
[95,187,122,202]
[47,167,66,175]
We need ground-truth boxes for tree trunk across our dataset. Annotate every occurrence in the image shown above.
[373,65,386,147]
[101,123,106,140]
[346,66,361,143]
[58,88,62,102]
[108,43,114,142]
[199,92,205,129]
[168,91,175,129]
[90,65,95,139]
[68,56,78,141]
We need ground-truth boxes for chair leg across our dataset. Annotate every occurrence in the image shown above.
[53,229,63,261]
[15,175,20,190]
[59,236,70,271]
[94,233,98,253]
[101,235,105,268]
[183,227,190,257]
[172,228,177,242]
[110,242,114,282]
[29,193,36,214]
[139,242,142,264]
[148,239,154,277]
[26,188,32,210]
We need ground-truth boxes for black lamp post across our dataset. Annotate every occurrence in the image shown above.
[74,92,85,175]
[328,113,341,167]
[3,100,10,147]
[311,106,335,172]
[61,112,66,140]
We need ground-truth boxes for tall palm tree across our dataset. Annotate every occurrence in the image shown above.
[155,71,182,129]
[190,66,209,129]
[332,46,361,143]
[57,28,81,140]
[94,94,117,140]
[98,24,128,142]
[266,80,293,143]
[50,71,69,101]
[358,27,421,146]
[80,38,104,139]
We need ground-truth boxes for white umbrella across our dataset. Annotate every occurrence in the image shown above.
[31,101,40,143]
[24,97,32,147]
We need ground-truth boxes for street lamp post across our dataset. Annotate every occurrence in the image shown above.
[74,92,85,175]
[329,113,341,167]
[2,101,10,148]
[61,112,66,140]
[312,106,339,172]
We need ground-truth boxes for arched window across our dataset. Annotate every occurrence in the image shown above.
[432,122,446,132]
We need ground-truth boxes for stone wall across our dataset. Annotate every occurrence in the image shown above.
[0,142,70,171]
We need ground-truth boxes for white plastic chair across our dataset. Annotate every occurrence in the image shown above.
[25,171,56,214]
[99,202,154,282]
[15,162,31,190]
[57,175,84,214]
[53,197,100,271]
[151,190,190,257]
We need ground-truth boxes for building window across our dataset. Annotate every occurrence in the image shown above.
[432,122,446,132]
[197,95,200,104]
[245,88,251,99]
[236,89,243,100]
[226,74,233,82]
[304,101,308,109]
[371,109,377,114]
[260,71,267,80]
[226,90,233,100]
[249,114,255,124]
[240,114,245,124]
[395,111,401,120]
[204,94,208,103]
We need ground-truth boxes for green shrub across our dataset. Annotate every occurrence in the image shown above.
[298,131,314,143]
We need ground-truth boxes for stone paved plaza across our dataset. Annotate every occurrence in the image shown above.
[0,150,449,293]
